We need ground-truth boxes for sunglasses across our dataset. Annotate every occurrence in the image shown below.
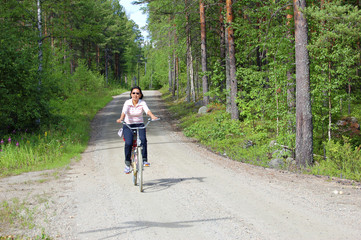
[132,92,140,95]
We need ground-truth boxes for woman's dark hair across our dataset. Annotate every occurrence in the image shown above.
[130,86,144,99]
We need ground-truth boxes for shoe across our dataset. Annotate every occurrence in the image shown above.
[143,161,150,167]
[124,166,131,174]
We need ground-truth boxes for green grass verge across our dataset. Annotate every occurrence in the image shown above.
[162,90,361,182]
[162,90,271,167]
[0,197,51,239]
[0,88,126,177]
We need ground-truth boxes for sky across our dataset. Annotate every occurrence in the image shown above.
[118,0,148,39]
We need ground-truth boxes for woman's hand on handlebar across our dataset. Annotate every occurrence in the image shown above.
[117,113,126,123]
[151,116,160,121]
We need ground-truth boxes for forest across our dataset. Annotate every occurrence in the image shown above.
[1,0,361,180]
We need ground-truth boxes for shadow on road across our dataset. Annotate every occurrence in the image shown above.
[143,177,205,193]
[80,217,230,239]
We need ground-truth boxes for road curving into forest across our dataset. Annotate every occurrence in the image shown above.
[1,90,361,239]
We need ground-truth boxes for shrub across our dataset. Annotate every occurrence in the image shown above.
[312,137,361,181]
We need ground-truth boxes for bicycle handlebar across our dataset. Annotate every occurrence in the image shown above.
[122,118,160,130]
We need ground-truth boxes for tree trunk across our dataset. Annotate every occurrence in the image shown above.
[328,61,332,141]
[195,58,200,95]
[219,0,226,94]
[189,52,196,102]
[149,70,153,89]
[287,69,296,132]
[37,0,43,124]
[185,0,196,102]
[348,77,351,115]
[226,0,239,120]
[225,24,231,113]
[37,0,43,82]
[137,60,140,87]
[105,48,108,85]
[168,21,173,93]
[294,0,313,167]
[172,51,176,97]
[168,54,172,92]
[176,56,179,99]
[200,0,209,105]
[286,6,296,133]
[186,31,196,103]
[96,45,100,68]
[185,0,190,102]
[219,0,226,63]
[174,29,179,99]
[88,42,92,69]
[114,52,119,82]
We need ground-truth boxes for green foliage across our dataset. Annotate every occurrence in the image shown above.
[149,0,360,175]
[231,0,297,149]
[205,61,227,103]
[1,0,361,182]
[140,42,169,89]
[72,60,105,92]
[0,65,125,176]
[0,0,143,135]
[312,137,361,181]
[0,41,43,133]
[163,95,198,120]
[176,102,270,166]
[0,90,111,176]
[306,1,361,153]
[0,1,48,134]
[0,0,132,176]
[183,111,239,140]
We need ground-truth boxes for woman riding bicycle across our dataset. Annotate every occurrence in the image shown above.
[116,86,158,174]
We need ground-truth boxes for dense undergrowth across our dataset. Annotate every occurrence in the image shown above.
[0,89,124,177]
[0,63,127,177]
[0,77,126,237]
[161,89,272,167]
[161,88,361,182]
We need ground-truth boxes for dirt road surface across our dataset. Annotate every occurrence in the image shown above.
[1,90,361,239]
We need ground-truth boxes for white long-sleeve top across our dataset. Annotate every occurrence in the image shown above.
[122,99,150,124]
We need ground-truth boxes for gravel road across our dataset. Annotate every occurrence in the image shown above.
[1,90,361,239]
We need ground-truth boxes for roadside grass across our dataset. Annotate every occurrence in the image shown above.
[311,137,361,181]
[0,197,51,240]
[0,198,36,230]
[159,88,198,119]
[162,91,361,182]
[0,236,50,240]
[180,107,270,167]
[312,102,361,181]
[0,86,127,239]
[0,87,127,177]
[162,90,271,168]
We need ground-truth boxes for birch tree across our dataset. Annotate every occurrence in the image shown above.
[200,0,209,105]
[185,0,196,102]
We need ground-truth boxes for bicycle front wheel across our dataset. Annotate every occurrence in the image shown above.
[138,150,143,192]
[131,150,137,186]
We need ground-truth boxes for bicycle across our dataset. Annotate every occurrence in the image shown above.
[122,118,159,192]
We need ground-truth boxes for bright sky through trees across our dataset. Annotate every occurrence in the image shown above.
[119,0,148,39]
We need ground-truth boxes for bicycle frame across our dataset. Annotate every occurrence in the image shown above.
[122,118,158,192]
